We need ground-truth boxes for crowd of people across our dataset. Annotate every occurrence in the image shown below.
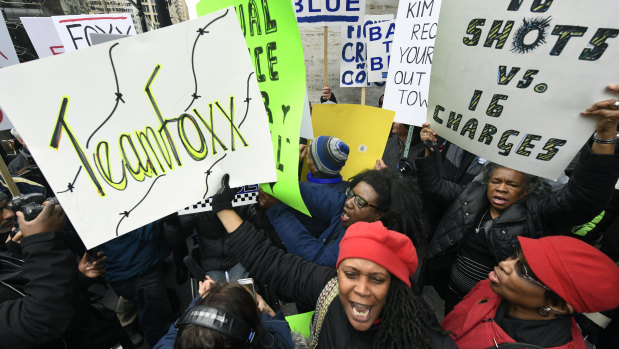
[1,81,619,349]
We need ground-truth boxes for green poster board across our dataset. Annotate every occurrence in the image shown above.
[285,311,314,339]
[197,1,309,215]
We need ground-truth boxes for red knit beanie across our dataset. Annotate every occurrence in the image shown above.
[336,221,418,287]
[518,236,619,313]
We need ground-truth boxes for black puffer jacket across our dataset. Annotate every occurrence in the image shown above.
[0,232,78,348]
[416,145,619,291]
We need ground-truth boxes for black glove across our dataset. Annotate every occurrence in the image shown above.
[211,174,238,213]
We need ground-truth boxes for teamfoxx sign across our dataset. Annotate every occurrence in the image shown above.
[0,8,276,248]
[428,0,619,179]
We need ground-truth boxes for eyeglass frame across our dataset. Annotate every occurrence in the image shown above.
[345,187,382,211]
[514,255,550,290]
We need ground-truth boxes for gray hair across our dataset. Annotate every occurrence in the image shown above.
[481,162,542,195]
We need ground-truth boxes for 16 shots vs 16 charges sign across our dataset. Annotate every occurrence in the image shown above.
[428,0,619,179]
[0,8,276,248]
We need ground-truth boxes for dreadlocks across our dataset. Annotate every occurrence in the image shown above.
[373,278,445,349]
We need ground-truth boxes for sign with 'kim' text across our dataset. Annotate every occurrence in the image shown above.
[383,0,441,125]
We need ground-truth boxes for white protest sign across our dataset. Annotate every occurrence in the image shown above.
[294,0,366,26]
[383,0,441,125]
[51,14,136,52]
[185,0,200,20]
[428,0,619,180]
[340,14,393,87]
[0,8,276,248]
[300,91,314,139]
[0,13,19,68]
[21,17,65,58]
[367,20,395,82]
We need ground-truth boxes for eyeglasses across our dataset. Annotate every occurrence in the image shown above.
[515,256,550,290]
[345,187,381,210]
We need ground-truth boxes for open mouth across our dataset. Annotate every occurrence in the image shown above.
[341,209,350,222]
[350,302,371,321]
[492,196,508,206]
[489,267,500,284]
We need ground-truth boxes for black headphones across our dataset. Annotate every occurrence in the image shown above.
[175,305,256,344]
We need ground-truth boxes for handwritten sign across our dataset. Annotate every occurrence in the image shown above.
[312,104,394,180]
[198,0,310,215]
[293,0,366,26]
[51,14,136,52]
[21,17,65,58]
[0,13,19,68]
[367,20,395,82]
[340,14,393,87]
[428,0,619,179]
[0,8,276,248]
[383,0,441,125]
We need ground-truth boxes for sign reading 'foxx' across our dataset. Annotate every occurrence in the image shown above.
[428,0,619,179]
[0,8,276,248]
[51,14,136,51]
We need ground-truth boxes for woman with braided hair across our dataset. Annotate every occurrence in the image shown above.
[210,178,457,348]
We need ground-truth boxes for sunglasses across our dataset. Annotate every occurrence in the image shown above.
[345,187,381,210]
[514,256,550,290]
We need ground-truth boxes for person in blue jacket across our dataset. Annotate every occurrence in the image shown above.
[263,169,422,267]
[98,220,173,347]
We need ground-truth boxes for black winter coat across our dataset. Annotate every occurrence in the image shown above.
[227,220,457,348]
[416,145,619,294]
[0,232,78,348]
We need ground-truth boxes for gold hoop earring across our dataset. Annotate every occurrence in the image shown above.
[537,306,551,317]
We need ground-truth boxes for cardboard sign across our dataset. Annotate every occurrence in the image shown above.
[0,13,19,68]
[366,20,395,82]
[198,0,310,215]
[293,0,366,26]
[0,8,276,248]
[340,15,394,87]
[428,0,619,179]
[21,17,65,58]
[311,104,394,180]
[51,14,136,52]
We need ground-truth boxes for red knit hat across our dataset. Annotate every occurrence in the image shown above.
[518,236,619,313]
[336,221,418,287]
